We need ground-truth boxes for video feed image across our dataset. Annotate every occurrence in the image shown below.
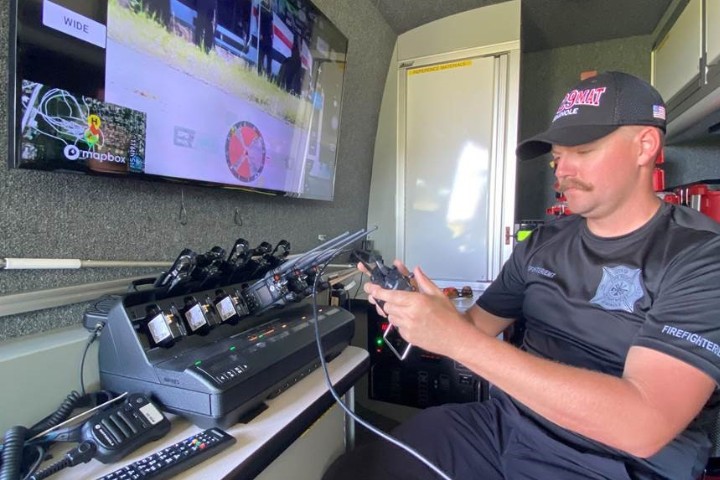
[103,0,348,199]
[18,80,147,175]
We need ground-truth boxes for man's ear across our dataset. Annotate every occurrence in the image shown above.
[636,127,663,167]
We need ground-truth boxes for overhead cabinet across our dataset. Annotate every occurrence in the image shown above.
[652,0,702,104]
[652,0,720,142]
[708,0,720,67]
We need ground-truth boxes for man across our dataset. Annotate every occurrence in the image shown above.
[194,0,217,54]
[323,72,720,480]
[277,37,303,95]
[257,0,274,77]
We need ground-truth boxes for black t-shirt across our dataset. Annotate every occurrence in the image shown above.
[477,202,720,480]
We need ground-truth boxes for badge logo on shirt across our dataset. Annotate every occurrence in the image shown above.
[590,265,644,313]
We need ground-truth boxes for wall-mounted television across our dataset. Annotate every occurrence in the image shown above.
[8,0,349,201]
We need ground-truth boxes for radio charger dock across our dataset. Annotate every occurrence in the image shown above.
[90,230,371,428]
[93,294,354,429]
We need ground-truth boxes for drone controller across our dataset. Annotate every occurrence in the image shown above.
[353,251,415,361]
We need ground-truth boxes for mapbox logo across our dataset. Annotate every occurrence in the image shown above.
[63,144,127,164]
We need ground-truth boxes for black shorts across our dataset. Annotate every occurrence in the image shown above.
[323,390,636,480]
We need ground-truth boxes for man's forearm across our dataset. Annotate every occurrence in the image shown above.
[450,325,682,457]
[463,304,515,338]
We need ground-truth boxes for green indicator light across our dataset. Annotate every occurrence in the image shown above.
[376,338,383,346]
[194,360,202,366]
[229,346,236,351]
[517,230,533,242]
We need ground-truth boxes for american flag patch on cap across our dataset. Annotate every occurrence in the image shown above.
[653,105,666,120]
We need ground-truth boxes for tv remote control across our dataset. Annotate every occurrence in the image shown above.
[96,427,236,480]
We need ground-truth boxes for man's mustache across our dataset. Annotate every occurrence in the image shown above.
[554,178,593,193]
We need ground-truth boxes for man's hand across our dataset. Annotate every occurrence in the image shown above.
[357,259,414,317]
[359,262,479,358]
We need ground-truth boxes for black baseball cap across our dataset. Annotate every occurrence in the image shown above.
[516,71,667,161]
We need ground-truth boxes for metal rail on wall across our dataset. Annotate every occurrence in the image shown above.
[0,276,163,318]
[0,257,172,317]
[0,257,357,318]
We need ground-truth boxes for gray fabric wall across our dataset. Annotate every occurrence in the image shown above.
[664,138,720,187]
[0,1,396,340]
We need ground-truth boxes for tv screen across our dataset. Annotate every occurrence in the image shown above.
[9,0,349,201]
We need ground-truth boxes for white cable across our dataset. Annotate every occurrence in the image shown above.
[311,253,454,480]
[3,258,82,269]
